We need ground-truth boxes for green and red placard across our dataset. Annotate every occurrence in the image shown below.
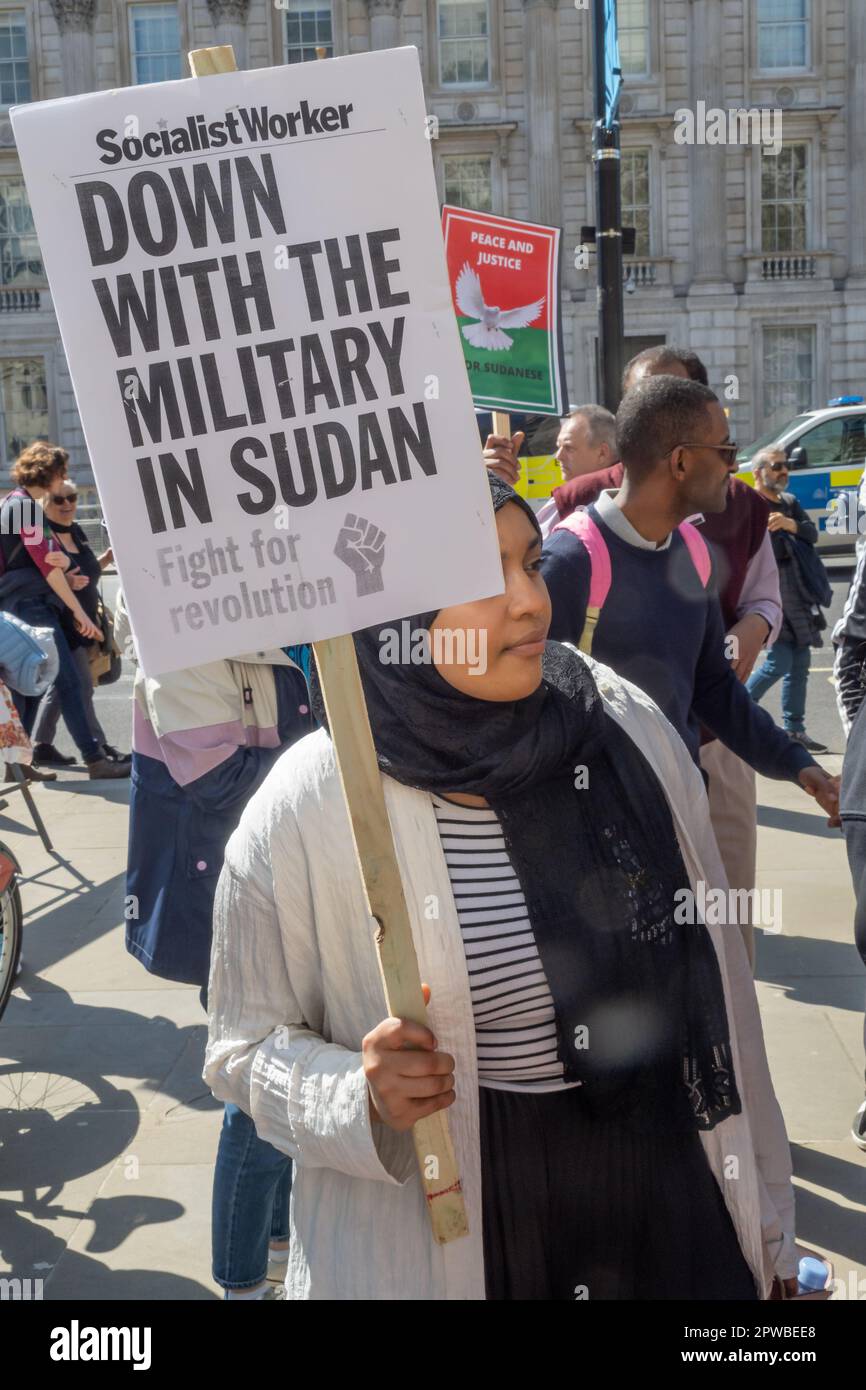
[441,206,568,417]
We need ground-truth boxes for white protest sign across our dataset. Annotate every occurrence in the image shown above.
[11,48,503,675]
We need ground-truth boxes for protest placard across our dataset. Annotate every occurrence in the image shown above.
[11,48,503,676]
[192,43,469,1249]
[441,206,567,417]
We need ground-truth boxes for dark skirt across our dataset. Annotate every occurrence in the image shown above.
[479,1081,760,1301]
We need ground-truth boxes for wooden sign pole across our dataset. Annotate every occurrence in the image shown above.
[491,410,519,487]
[187,45,469,1245]
[310,634,468,1244]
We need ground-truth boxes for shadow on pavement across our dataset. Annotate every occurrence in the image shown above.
[0,987,220,1298]
[756,932,866,1011]
[756,804,843,838]
[790,1142,866,1268]
[0,1205,217,1299]
[10,869,128,977]
[1,982,217,1111]
[37,780,132,804]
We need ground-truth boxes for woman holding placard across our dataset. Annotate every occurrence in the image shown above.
[204,475,797,1301]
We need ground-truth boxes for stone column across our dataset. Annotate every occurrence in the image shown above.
[848,0,866,278]
[365,0,402,52]
[523,0,561,227]
[48,0,96,97]
[207,0,251,71]
[688,0,728,285]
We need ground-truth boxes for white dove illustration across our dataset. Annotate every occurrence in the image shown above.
[455,262,545,351]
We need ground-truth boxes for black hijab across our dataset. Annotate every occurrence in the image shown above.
[311,476,740,1129]
[312,474,608,798]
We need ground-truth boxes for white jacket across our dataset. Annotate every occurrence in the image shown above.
[204,652,797,1300]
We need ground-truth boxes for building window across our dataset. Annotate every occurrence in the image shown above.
[283,2,333,64]
[757,0,808,71]
[442,154,492,212]
[621,148,651,256]
[762,325,815,431]
[129,3,182,84]
[438,0,490,87]
[0,9,30,105]
[0,358,48,469]
[0,178,42,287]
[616,0,650,79]
[761,144,808,252]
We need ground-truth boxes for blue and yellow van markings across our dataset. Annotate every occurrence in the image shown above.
[514,455,561,500]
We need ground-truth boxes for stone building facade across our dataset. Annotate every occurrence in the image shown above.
[0,0,864,484]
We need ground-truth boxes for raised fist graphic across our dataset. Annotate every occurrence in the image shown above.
[334,514,386,597]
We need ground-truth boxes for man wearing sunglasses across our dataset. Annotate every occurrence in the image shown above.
[745,448,829,754]
[488,346,784,969]
[540,374,840,832]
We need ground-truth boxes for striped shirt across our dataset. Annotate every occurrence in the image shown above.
[432,795,578,1093]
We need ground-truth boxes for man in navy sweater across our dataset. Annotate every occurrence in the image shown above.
[539,375,840,821]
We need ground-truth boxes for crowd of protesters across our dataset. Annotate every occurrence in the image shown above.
[11,343,864,1300]
[113,341,862,1302]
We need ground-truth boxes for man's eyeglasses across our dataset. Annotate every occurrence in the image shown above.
[766,462,789,473]
[678,442,739,462]
[50,492,77,505]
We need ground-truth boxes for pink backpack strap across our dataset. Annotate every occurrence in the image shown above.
[552,509,611,608]
[678,521,712,588]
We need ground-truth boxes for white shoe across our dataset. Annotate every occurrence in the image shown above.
[260,1282,287,1300]
[267,1256,289,1284]
[853,1099,866,1151]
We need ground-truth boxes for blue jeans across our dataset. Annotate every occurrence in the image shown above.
[212,1104,293,1290]
[11,599,101,761]
[746,640,811,733]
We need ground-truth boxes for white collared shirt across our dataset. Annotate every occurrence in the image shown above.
[594,488,672,551]
[536,496,560,540]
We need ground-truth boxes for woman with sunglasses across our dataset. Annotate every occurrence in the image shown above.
[205,474,799,1301]
[31,479,129,771]
[0,443,127,781]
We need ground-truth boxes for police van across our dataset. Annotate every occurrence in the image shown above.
[737,396,866,551]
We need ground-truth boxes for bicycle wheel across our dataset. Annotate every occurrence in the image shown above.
[0,848,23,1022]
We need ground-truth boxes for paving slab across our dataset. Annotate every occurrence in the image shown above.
[43,1163,220,1302]
[3,984,206,1029]
[758,986,863,1139]
[791,1142,866,1292]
